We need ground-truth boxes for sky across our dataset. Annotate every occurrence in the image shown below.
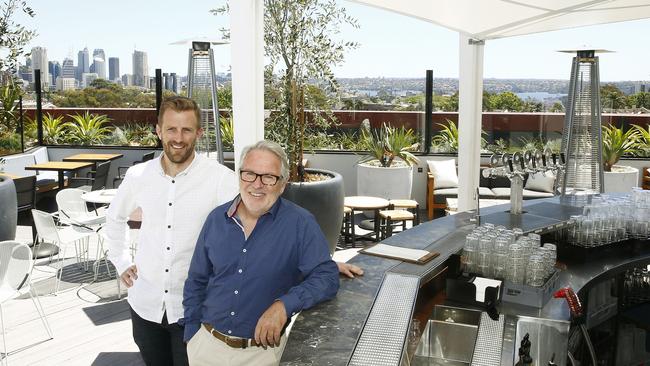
[18,0,650,82]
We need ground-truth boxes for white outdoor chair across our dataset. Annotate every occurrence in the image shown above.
[55,188,105,228]
[56,188,105,269]
[0,241,53,366]
[31,210,94,294]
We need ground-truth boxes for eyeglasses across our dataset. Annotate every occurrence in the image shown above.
[239,170,281,186]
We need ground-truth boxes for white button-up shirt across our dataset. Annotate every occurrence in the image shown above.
[106,154,238,324]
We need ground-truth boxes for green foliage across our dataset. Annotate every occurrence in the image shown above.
[549,102,565,113]
[431,119,459,153]
[0,0,36,76]
[66,112,112,145]
[108,122,158,147]
[627,92,650,109]
[433,93,458,112]
[488,91,523,111]
[601,124,639,171]
[0,132,21,154]
[632,124,650,157]
[0,81,21,133]
[52,83,158,108]
[359,122,419,167]
[600,84,626,110]
[220,115,234,150]
[39,114,69,144]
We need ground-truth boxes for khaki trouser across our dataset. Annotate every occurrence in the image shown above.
[187,325,287,366]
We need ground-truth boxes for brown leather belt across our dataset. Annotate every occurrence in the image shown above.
[203,323,258,349]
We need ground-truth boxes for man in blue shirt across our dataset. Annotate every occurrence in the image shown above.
[183,140,339,365]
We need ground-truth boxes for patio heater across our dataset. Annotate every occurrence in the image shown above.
[186,40,228,163]
[557,49,610,196]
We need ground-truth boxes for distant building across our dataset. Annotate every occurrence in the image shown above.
[132,50,149,88]
[56,77,76,91]
[82,72,98,88]
[635,81,647,94]
[31,46,50,89]
[77,47,90,81]
[92,57,106,80]
[108,57,120,82]
[171,72,178,93]
[48,60,61,86]
[121,74,132,86]
[62,58,75,79]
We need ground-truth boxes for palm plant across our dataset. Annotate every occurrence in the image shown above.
[632,124,650,157]
[31,114,70,145]
[220,115,234,150]
[359,122,419,167]
[431,119,459,153]
[601,124,640,171]
[66,112,112,145]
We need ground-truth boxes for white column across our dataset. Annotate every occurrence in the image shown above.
[457,35,485,212]
[231,0,265,170]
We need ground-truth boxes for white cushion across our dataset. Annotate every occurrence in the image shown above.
[2,154,36,176]
[31,147,49,164]
[525,171,556,193]
[427,159,458,189]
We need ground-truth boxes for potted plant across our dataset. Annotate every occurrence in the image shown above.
[602,124,640,193]
[356,122,420,201]
[245,0,358,253]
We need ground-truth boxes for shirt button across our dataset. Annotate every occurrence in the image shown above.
[172,180,175,184]
[168,225,171,229]
[165,269,169,272]
[230,311,235,316]
[227,330,232,334]
[166,247,170,250]
[242,249,247,253]
[168,202,172,206]
[164,290,168,293]
[238,269,242,273]
[234,290,238,295]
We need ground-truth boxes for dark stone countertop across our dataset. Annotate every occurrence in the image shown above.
[280,196,650,365]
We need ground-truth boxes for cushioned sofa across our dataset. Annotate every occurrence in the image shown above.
[426,159,555,220]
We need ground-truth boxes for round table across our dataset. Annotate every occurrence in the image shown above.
[343,196,390,244]
[81,189,117,204]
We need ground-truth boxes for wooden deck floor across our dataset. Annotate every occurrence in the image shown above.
[4,225,145,366]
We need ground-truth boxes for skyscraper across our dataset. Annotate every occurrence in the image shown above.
[77,47,89,81]
[132,50,148,88]
[108,57,120,82]
[92,49,106,79]
[62,58,75,79]
[48,61,61,86]
[93,57,106,80]
[31,46,50,89]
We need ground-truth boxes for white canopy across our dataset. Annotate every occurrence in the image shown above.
[347,0,650,40]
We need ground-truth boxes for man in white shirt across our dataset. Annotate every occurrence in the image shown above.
[106,96,238,366]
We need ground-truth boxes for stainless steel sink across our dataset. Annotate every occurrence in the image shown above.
[413,306,482,366]
[513,316,570,366]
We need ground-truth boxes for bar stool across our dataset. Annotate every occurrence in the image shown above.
[379,209,415,239]
[341,206,353,246]
[388,199,420,225]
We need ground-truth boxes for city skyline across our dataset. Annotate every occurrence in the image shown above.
[18,1,650,82]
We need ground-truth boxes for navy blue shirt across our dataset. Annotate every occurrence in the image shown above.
[182,196,339,341]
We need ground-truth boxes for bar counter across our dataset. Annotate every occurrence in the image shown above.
[280,196,650,365]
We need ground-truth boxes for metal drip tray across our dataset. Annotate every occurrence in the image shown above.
[413,306,482,366]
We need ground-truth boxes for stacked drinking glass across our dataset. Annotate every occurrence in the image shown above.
[461,224,557,286]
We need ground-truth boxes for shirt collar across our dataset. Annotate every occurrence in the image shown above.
[155,152,202,178]
[226,194,283,219]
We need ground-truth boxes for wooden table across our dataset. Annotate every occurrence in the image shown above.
[25,161,94,190]
[344,196,390,244]
[62,153,123,163]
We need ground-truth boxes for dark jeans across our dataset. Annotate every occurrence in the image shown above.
[130,307,188,366]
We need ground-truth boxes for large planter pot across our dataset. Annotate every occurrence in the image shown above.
[356,162,413,200]
[282,169,344,255]
[604,165,639,193]
[0,177,17,241]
